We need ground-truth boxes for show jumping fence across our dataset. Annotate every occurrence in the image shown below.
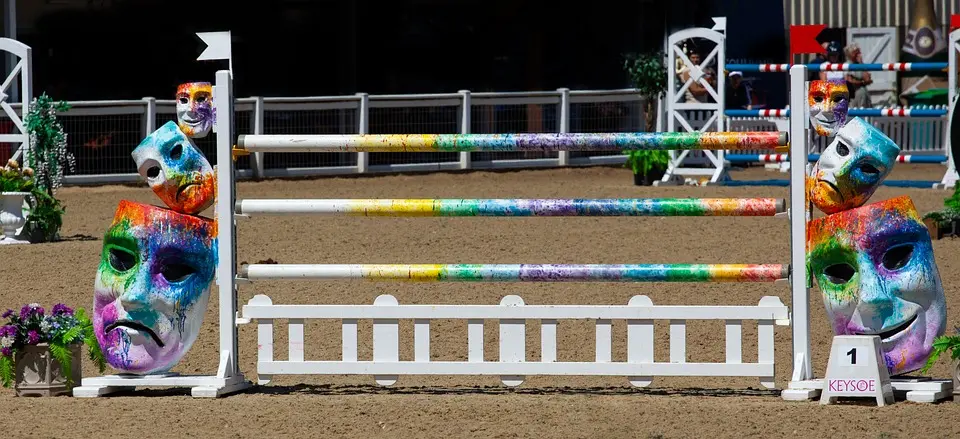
[69,67,812,399]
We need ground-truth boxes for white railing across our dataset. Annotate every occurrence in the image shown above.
[0,91,948,186]
[241,293,791,388]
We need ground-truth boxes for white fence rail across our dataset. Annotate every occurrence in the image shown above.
[0,90,948,186]
[241,293,790,388]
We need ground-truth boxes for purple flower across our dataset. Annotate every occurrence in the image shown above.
[26,330,40,344]
[0,347,10,356]
[1,309,12,319]
[0,325,14,337]
[19,304,43,320]
[51,304,73,316]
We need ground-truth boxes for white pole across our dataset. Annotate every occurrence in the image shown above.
[214,69,239,378]
[788,64,812,382]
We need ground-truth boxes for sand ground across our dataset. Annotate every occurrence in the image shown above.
[2,164,960,438]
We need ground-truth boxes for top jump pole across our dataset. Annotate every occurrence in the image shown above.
[236,132,788,153]
[725,62,949,73]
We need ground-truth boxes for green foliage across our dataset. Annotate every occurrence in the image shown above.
[21,93,73,243]
[919,328,960,375]
[623,51,668,100]
[621,51,671,175]
[21,188,66,243]
[624,150,671,176]
[923,185,960,228]
[0,355,11,388]
[0,160,34,193]
[24,93,73,195]
[77,308,107,373]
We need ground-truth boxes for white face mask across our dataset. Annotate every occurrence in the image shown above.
[176,82,214,138]
[131,121,215,215]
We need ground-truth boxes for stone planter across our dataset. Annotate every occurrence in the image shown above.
[0,192,29,245]
[954,359,960,403]
[14,343,82,397]
[924,217,960,240]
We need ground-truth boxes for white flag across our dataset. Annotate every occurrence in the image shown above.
[197,31,233,71]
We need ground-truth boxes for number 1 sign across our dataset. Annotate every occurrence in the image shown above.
[821,335,894,406]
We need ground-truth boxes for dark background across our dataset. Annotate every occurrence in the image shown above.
[12,0,788,102]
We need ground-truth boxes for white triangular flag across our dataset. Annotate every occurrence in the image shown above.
[711,17,726,32]
[197,31,233,72]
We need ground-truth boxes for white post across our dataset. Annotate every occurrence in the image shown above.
[938,29,960,190]
[214,69,239,378]
[459,89,471,169]
[4,0,16,103]
[557,88,570,166]
[251,96,265,180]
[142,97,156,137]
[788,65,811,383]
[357,92,369,173]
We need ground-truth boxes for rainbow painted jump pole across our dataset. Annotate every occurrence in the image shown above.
[725,153,947,164]
[236,198,786,217]
[239,263,790,282]
[726,62,949,72]
[236,132,787,152]
[725,109,947,118]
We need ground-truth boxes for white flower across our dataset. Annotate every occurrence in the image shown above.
[40,320,52,334]
[28,303,39,309]
[0,336,12,348]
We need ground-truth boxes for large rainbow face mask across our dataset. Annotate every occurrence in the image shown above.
[132,121,216,215]
[93,200,217,374]
[807,196,946,376]
[806,117,900,215]
[808,79,849,137]
[176,82,214,138]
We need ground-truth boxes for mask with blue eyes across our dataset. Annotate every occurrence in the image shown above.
[131,121,216,215]
[806,117,901,215]
[806,196,945,376]
[92,200,217,374]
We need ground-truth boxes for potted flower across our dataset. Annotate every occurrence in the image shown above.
[0,159,34,243]
[919,327,960,402]
[922,184,960,240]
[0,303,107,396]
[622,51,670,185]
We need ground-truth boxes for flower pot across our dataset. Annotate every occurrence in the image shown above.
[953,358,960,403]
[14,343,82,397]
[633,166,667,186]
[0,192,29,244]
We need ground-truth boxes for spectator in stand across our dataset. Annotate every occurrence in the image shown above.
[819,41,846,83]
[725,71,752,109]
[679,50,716,103]
[844,43,873,108]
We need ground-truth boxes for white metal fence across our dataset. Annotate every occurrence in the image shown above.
[0,91,948,186]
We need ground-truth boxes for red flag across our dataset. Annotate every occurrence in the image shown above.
[951,14,960,32]
[790,24,827,57]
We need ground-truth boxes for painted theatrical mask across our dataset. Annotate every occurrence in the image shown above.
[176,82,214,138]
[808,79,849,137]
[93,200,217,374]
[132,121,216,215]
[807,196,946,376]
[806,117,900,215]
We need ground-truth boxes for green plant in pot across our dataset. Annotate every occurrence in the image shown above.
[21,93,74,243]
[623,51,670,185]
[921,183,960,239]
